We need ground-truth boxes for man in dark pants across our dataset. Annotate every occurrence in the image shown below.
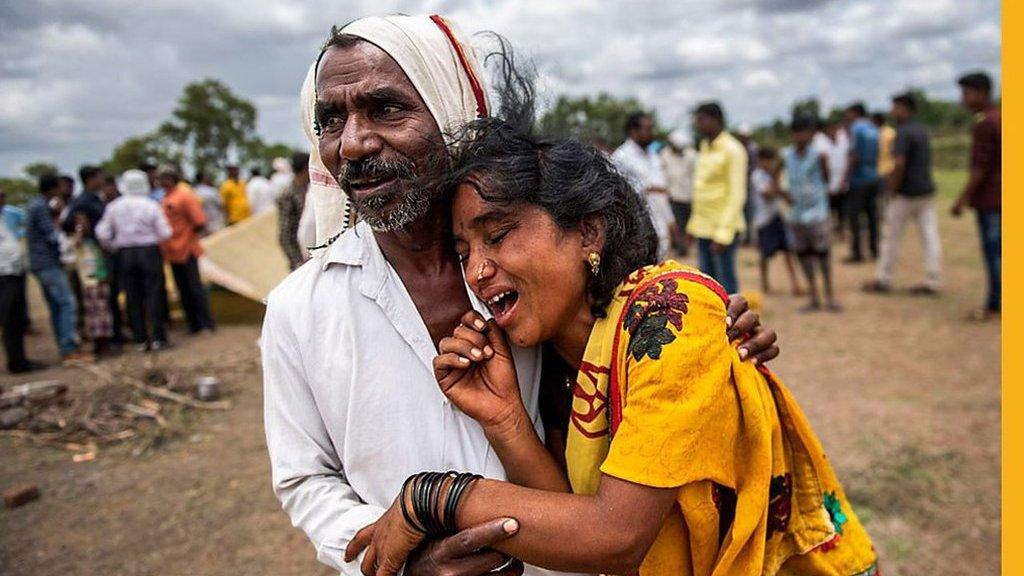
[952,71,1001,321]
[0,187,45,373]
[96,169,173,350]
[842,103,881,263]
[158,167,215,335]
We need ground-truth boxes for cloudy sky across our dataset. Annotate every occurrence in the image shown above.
[0,0,1001,177]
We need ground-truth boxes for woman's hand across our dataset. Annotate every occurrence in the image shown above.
[726,294,779,365]
[345,498,425,576]
[433,310,525,433]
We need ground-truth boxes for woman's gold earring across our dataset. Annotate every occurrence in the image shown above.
[588,251,601,276]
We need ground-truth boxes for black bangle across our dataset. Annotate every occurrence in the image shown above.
[399,475,424,533]
[416,472,445,535]
[426,472,445,534]
[413,472,436,534]
[443,473,481,533]
[403,471,482,537]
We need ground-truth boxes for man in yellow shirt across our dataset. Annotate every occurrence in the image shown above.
[219,164,250,225]
[687,102,747,293]
[873,112,896,186]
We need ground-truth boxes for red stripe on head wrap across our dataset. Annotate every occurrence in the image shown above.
[429,14,488,119]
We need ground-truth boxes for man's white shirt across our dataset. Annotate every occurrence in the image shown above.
[246,176,275,215]
[262,221,579,576]
[813,130,850,195]
[610,138,666,193]
[611,139,675,257]
[660,146,697,204]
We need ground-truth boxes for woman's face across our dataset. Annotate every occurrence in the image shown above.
[452,181,591,349]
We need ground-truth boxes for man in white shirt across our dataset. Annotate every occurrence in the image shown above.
[264,14,780,576]
[1,186,44,373]
[610,113,675,258]
[245,168,274,215]
[660,130,697,256]
[816,120,850,236]
[95,169,172,350]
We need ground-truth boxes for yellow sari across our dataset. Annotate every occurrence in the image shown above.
[565,261,877,575]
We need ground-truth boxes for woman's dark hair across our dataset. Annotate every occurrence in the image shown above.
[447,117,659,318]
[444,36,657,317]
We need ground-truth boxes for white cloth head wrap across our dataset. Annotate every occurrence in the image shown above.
[120,169,151,197]
[299,14,491,246]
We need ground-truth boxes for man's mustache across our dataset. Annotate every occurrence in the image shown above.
[337,155,416,189]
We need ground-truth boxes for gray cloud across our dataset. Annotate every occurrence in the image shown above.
[0,0,1001,176]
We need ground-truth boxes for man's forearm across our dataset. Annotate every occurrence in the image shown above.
[261,297,385,575]
[276,473,387,573]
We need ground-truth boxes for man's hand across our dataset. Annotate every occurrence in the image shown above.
[404,519,524,576]
[951,194,969,218]
[726,294,779,365]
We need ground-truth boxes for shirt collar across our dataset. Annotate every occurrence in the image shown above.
[322,220,371,269]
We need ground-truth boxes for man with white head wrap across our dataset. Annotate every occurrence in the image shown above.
[262,14,779,576]
[298,15,492,245]
[263,15,541,576]
[95,170,172,349]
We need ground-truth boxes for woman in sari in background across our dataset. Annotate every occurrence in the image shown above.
[348,118,877,576]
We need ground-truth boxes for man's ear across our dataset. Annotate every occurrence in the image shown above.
[578,214,607,255]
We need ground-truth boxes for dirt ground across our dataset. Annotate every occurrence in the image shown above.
[0,170,999,575]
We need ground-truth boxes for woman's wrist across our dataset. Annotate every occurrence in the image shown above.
[399,471,483,536]
[482,406,535,449]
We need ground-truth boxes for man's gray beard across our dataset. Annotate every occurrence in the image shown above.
[354,184,441,232]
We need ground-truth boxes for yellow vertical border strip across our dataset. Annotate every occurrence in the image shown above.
[1005,1,1017,573]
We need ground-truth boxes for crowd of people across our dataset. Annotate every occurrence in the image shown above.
[0,71,1003,375]
[623,71,1001,317]
[0,151,315,373]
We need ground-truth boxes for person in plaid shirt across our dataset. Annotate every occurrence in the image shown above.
[277,152,311,270]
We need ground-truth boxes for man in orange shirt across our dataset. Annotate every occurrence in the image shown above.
[158,166,215,336]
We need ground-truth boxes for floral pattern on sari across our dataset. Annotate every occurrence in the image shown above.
[623,278,690,361]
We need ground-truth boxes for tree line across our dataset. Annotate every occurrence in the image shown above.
[2,79,295,206]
